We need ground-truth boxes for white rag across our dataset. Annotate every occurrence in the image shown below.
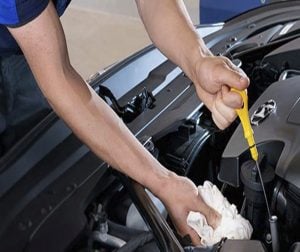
[187,181,253,247]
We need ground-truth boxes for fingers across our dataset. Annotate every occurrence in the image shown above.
[212,112,227,130]
[206,206,221,230]
[215,57,249,90]
[221,85,243,109]
[170,211,202,246]
[209,57,249,129]
[182,226,202,246]
[211,90,237,130]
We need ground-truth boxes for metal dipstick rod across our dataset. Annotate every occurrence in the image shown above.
[255,160,271,218]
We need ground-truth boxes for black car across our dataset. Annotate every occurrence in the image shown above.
[1,2,300,251]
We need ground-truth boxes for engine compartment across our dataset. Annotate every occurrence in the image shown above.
[2,2,300,252]
[89,3,300,251]
[79,7,300,250]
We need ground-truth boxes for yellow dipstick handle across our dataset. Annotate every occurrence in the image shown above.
[232,88,259,161]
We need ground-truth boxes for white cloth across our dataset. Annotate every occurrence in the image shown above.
[187,181,253,247]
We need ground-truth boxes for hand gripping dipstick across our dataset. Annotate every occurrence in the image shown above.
[232,88,279,252]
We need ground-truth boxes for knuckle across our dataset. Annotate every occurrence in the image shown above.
[218,123,226,130]
[218,55,229,63]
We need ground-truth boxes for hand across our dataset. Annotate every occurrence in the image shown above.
[191,55,249,130]
[158,173,221,245]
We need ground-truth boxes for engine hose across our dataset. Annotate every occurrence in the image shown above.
[114,232,154,252]
[108,220,146,242]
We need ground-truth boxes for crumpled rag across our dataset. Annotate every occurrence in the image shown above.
[187,181,253,247]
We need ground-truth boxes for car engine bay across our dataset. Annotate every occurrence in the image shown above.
[1,1,300,252]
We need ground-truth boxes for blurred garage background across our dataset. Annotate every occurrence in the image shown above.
[61,0,281,80]
[61,0,198,80]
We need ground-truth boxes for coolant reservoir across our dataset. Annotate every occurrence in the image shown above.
[126,190,167,231]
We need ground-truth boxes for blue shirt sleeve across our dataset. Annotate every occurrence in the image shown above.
[0,0,49,27]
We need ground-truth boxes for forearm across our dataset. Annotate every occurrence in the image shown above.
[47,66,173,196]
[7,1,173,199]
[136,0,211,80]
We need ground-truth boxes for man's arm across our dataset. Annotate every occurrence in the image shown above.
[136,0,249,129]
[8,1,217,245]
[8,1,168,196]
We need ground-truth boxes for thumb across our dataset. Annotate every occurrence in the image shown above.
[216,61,249,90]
[181,224,202,246]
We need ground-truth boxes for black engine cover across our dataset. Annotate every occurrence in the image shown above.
[219,76,300,190]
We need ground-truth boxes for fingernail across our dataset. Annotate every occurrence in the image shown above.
[239,76,246,82]
[239,76,250,86]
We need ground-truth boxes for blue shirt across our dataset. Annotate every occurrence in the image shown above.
[0,0,71,56]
